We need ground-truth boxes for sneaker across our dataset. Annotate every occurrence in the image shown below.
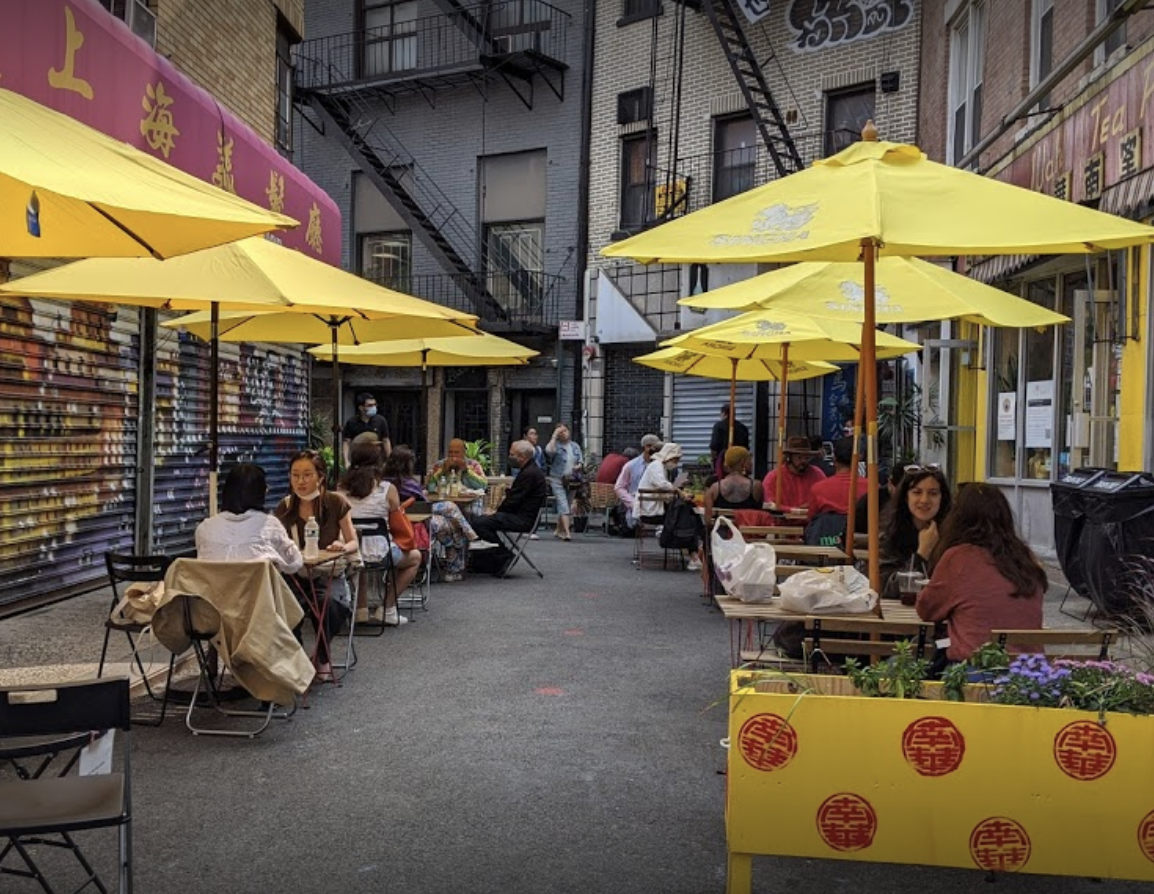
[686,558,703,572]
[443,572,464,583]
[382,608,409,627]
[355,607,370,624]
[529,533,540,540]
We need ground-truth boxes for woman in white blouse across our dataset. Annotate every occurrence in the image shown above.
[195,464,302,573]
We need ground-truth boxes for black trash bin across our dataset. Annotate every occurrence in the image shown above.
[1072,471,1154,616]
[1050,468,1108,601]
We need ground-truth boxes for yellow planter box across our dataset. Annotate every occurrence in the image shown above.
[726,671,1154,893]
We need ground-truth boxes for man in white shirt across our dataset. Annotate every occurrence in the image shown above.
[613,434,662,529]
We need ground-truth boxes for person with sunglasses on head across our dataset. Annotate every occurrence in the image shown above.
[274,450,360,680]
[915,482,1045,665]
[879,463,952,601]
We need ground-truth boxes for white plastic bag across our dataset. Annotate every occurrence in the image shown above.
[778,565,878,615]
[711,517,777,603]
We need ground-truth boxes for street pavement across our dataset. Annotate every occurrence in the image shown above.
[1,535,1146,894]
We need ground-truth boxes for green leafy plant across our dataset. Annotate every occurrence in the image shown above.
[843,640,929,699]
[464,438,493,470]
[308,414,338,480]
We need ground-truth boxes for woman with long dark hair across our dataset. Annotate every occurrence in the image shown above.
[196,463,302,572]
[338,433,420,622]
[878,464,952,600]
[382,444,477,582]
[917,482,1046,661]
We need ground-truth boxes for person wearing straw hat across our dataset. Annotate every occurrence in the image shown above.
[761,436,827,513]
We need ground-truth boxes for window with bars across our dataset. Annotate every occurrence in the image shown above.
[713,115,757,202]
[823,84,875,157]
[359,232,412,293]
[484,222,544,315]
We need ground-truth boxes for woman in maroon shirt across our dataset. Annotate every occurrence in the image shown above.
[917,483,1046,662]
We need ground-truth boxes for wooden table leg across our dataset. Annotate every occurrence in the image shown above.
[726,851,752,894]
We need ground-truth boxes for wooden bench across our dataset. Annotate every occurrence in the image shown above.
[992,628,1119,660]
[805,615,938,670]
[734,525,805,543]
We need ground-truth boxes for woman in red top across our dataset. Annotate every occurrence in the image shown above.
[916,482,1046,662]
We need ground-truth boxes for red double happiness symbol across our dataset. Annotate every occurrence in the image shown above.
[737,713,798,772]
[969,817,1031,872]
[1137,809,1154,864]
[816,793,877,852]
[902,716,965,777]
[1053,720,1117,781]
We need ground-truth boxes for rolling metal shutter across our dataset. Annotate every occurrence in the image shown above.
[670,376,755,465]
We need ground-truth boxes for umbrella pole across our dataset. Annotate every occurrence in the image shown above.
[208,302,219,517]
[775,343,790,507]
[845,357,864,569]
[330,323,341,483]
[421,349,429,472]
[862,240,881,593]
[728,358,736,447]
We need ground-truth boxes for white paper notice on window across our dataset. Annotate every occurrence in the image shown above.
[1025,380,1054,448]
[79,730,114,776]
[997,392,1016,440]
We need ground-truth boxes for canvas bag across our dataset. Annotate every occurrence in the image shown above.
[778,565,878,615]
[710,517,776,603]
[112,580,166,625]
[389,497,418,552]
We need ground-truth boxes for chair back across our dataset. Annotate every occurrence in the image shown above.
[587,482,618,509]
[485,483,507,513]
[351,516,390,540]
[0,678,131,737]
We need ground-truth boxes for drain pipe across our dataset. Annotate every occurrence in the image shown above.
[572,0,595,441]
[959,0,1147,173]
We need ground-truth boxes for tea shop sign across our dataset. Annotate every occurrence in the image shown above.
[998,49,1154,204]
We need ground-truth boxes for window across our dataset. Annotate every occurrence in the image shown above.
[713,115,758,202]
[947,2,984,166]
[617,88,653,126]
[361,1,418,77]
[275,18,297,157]
[489,0,547,53]
[484,222,544,315]
[620,133,656,230]
[1097,0,1128,65]
[1031,0,1054,111]
[359,232,412,292]
[619,0,661,25]
[823,83,876,157]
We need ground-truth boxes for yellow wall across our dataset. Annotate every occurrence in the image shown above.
[1119,246,1149,470]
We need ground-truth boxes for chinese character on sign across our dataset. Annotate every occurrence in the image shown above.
[47,7,93,100]
[140,82,179,158]
[306,202,324,254]
[212,130,236,193]
[1119,129,1142,179]
[1052,172,1071,202]
[266,172,286,213]
[1083,152,1104,202]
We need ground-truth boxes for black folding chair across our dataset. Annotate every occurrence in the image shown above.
[0,677,133,894]
[351,516,397,634]
[496,507,546,579]
[100,552,181,726]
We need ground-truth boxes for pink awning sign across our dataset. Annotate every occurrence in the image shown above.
[1,0,341,265]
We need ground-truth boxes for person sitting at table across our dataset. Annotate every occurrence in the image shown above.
[614,434,662,531]
[804,436,869,547]
[761,436,827,513]
[635,442,702,572]
[854,464,904,534]
[917,482,1045,664]
[383,444,478,583]
[702,446,764,529]
[195,463,302,573]
[427,438,488,493]
[338,433,420,624]
[469,441,547,572]
[878,463,952,601]
[273,450,360,679]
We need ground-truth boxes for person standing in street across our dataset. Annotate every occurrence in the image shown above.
[545,423,583,541]
[342,391,391,466]
[710,403,750,481]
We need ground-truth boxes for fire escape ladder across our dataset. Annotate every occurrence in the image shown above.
[700,0,803,177]
[302,90,510,322]
[428,0,499,54]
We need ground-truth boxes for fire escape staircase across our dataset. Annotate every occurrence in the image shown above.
[699,0,803,177]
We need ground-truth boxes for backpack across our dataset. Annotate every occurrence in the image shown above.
[659,496,704,550]
[804,511,847,548]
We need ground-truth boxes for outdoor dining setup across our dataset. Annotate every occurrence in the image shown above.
[603,123,1154,891]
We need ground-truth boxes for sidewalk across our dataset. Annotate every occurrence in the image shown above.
[1,538,1139,894]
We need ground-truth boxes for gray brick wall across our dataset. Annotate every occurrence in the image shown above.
[603,343,665,455]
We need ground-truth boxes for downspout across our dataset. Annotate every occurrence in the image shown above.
[959,0,1146,172]
[572,0,595,439]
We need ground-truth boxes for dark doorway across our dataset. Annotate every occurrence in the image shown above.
[379,388,422,463]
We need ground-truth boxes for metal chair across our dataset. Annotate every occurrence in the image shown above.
[99,551,180,726]
[0,677,133,894]
[351,516,394,638]
[496,507,546,579]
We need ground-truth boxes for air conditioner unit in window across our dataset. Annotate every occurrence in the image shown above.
[125,0,157,48]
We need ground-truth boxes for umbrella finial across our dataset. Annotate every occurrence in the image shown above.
[861,120,878,142]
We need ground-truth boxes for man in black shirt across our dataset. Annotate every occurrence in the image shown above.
[342,391,390,464]
[472,440,547,542]
[709,403,750,480]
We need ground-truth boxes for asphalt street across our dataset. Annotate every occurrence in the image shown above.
[1,534,1146,894]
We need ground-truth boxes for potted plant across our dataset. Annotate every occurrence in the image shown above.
[725,644,1154,892]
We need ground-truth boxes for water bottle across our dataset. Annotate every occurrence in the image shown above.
[303,515,320,559]
[438,475,447,497]
[449,470,460,496]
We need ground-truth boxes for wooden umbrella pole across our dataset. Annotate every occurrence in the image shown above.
[862,240,881,593]
[208,301,220,517]
[844,350,865,563]
[330,322,341,483]
[728,357,737,446]
[776,342,790,506]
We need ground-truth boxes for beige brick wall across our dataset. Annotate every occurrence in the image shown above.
[154,0,305,142]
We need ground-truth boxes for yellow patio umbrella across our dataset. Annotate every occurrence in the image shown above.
[0,87,296,259]
[679,256,1070,327]
[635,347,837,452]
[603,125,1154,590]
[3,237,477,510]
[309,333,536,367]
[662,308,920,506]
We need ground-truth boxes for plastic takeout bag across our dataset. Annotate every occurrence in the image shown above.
[778,565,878,615]
[711,517,776,603]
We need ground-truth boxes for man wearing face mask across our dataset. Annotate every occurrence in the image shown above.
[342,392,391,465]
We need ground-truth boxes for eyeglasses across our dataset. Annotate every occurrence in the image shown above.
[904,463,942,474]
